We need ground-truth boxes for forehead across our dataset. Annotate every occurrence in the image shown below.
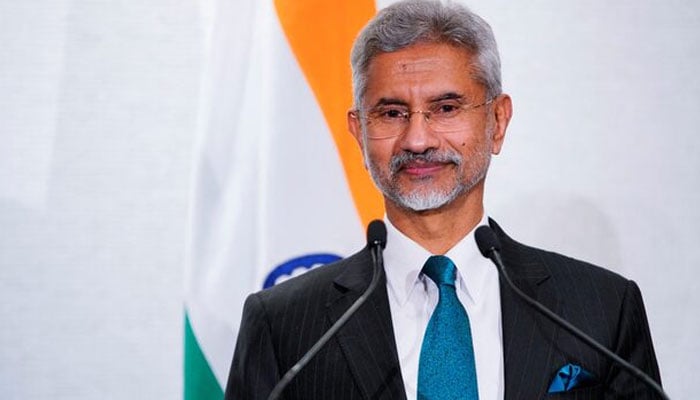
[363,43,480,104]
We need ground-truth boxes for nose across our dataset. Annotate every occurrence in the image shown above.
[398,111,440,154]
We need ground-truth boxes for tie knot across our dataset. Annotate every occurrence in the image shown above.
[422,255,457,286]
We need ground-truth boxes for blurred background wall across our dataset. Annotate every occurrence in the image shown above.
[1,0,698,398]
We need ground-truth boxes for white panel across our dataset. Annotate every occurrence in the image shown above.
[0,1,201,398]
[0,2,69,210]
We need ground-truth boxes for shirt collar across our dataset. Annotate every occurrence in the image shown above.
[384,213,492,307]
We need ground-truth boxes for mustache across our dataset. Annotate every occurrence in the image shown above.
[389,149,463,174]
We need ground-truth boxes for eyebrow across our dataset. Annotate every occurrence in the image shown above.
[428,92,465,103]
[371,92,466,108]
[373,97,409,108]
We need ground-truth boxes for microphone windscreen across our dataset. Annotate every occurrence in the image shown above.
[367,219,387,249]
[475,225,501,257]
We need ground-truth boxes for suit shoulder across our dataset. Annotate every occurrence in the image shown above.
[491,219,631,287]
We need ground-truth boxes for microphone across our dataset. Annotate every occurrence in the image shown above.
[267,220,387,400]
[474,226,669,400]
[367,219,388,251]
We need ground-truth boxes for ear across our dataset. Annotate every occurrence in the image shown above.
[348,110,365,151]
[490,94,513,155]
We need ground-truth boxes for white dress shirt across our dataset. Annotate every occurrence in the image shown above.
[383,214,504,400]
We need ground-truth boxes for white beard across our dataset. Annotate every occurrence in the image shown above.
[364,138,492,212]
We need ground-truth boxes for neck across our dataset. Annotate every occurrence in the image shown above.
[385,184,485,255]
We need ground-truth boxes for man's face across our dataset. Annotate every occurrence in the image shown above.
[348,43,510,212]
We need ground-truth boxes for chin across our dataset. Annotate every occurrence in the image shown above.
[392,189,457,212]
[391,175,484,212]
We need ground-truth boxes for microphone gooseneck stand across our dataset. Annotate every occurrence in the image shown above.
[267,220,387,400]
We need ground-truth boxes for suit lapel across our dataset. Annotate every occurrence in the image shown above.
[490,219,564,399]
[326,249,406,400]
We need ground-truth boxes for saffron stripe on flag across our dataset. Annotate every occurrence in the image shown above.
[275,0,382,226]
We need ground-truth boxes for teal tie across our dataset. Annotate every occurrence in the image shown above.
[417,255,479,400]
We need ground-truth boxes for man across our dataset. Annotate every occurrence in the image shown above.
[225,1,661,399]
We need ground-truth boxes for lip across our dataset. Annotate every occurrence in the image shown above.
[400,161,447,177]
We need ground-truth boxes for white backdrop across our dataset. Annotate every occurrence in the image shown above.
[1,1,698,399]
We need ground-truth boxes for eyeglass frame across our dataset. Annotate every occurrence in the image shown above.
[349,96,496,139]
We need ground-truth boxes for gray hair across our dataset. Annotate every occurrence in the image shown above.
[350,0,502,109]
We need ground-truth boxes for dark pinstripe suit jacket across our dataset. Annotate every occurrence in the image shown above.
[224,220,661,399]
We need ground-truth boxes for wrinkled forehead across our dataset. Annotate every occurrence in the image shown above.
[362,43,484,106]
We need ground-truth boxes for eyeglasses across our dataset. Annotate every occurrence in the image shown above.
[352,97,495,139]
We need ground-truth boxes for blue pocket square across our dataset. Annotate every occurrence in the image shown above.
[548,363,596,393]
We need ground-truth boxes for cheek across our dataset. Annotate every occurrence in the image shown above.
[366,142,395,162]
[363,147,384,170]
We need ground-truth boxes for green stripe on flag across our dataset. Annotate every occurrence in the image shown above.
[184,312,224,400]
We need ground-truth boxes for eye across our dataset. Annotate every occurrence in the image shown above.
[384,109,405,118]
[431,102,462,116]
[370,107,408,121]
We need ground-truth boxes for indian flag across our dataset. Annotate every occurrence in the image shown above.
[184,0,384,397]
